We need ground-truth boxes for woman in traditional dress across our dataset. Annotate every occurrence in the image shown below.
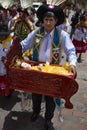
[72,15,86,62]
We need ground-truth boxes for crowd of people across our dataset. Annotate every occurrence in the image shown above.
[71,10,87,62]
[0,2,87,130]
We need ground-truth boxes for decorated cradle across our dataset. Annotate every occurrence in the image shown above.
[6,36,79,109]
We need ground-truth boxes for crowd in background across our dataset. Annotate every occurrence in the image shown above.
[0,4,87,41]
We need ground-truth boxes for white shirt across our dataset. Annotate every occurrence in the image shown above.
[73,27,85,41]
[21,27,77,66]
[0,40,12,75]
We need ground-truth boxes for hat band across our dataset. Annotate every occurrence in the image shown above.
[48,5,54,9]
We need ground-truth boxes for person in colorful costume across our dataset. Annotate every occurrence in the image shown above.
[72,14,86,62]
[0,25,13,96]
[9,7,34,42]
[20,4,77,130]
[70,11,79,39]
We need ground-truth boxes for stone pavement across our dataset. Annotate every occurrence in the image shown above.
[0,52,87,130]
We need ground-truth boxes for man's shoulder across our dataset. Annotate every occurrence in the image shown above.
[60,29,70,38]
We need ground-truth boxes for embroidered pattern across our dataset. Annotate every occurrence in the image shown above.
[33,27,62,63]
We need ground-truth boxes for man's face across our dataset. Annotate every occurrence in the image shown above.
[43,16,57,32]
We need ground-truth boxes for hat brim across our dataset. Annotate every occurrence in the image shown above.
[36,4,65,25]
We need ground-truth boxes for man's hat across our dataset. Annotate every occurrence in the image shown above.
[17,6,29,16]
[36,4,65,25]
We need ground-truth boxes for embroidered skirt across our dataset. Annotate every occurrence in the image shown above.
[72,39,87,53]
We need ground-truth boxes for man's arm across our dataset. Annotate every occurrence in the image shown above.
[61,30,77,78]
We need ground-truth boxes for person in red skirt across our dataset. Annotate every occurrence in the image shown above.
[72,15,86,62]
[83,12,87,51]
[0,24,13,96]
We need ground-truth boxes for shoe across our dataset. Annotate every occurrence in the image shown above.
[30,113,39,122]
[44,120,55,130]
[77,57,81,63]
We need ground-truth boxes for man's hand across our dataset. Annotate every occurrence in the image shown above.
[70,65,77,79]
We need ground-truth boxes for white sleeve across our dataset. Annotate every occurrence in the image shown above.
[0,44,6,61]
[20,30,37,53]
[61,30,77,66]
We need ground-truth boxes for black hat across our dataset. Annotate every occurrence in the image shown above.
[17,6,29,16]
[36,4,65,25]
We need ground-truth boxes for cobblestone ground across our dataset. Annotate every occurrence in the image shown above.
[0,52,87,130]
[53,52,87,130]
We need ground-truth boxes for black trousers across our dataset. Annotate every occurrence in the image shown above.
[32,93,56,120]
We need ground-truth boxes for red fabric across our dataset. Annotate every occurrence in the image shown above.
[0,75,13,96]
[86,43,87,50]
[72,39,86,53]
[0,75,6,85]
[0,88,5,96]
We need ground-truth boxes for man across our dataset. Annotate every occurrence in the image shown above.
[21,4,77,130]
[70,11,79,39]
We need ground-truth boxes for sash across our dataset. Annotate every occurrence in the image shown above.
[33,27,62,64]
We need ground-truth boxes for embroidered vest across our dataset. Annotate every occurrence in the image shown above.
[33,27,62,64]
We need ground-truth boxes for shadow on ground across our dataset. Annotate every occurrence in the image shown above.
[0,91,20,111]
[2,111,45,130]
